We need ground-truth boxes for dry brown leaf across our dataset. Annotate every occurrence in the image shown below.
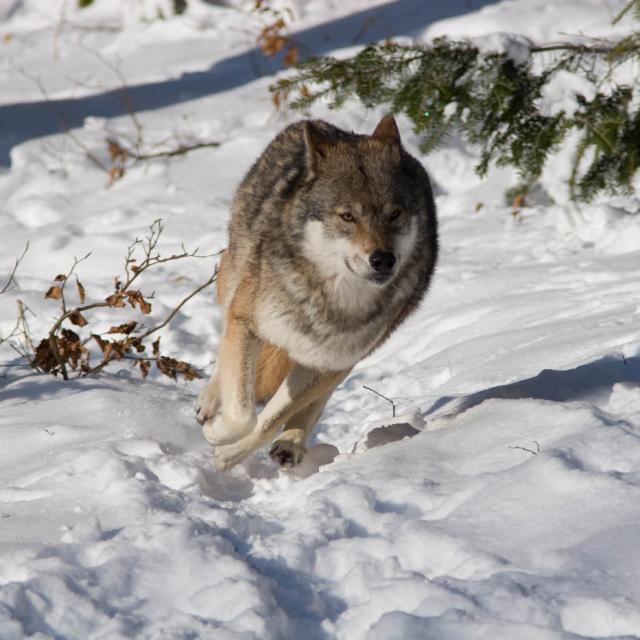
[125,290,152,314]
[105,292,126,308]
[45,285,63,300]
[139,359,151,378]
[107,321,137,335]
[260,34,288,56]
[107,139,128,162]
[31,338,58,373]
[92,334,106,350]
[96,337,128,362]
[127,336,145,353]
[512,193,526,209]
[109,166,125,183]
[157,355,202,381]
[59,328,84,369]
[69,311,88,327]
[283,46,299,67]
[76,278,86,304]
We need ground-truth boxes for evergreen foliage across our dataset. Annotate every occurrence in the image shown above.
[272,1,640,202]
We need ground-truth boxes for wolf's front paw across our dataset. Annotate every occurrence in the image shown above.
[269,440,306,468]
[213,445,233,471]
[195,385,220,426]
[203,413,256,446]
[214,439,252,470]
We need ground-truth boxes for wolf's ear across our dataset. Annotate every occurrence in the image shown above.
[303,121,330,179]
[372,115,401,144]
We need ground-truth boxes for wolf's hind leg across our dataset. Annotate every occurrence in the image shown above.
[269,391,332,468]
[214,365,349,470]
[255,343,293,404]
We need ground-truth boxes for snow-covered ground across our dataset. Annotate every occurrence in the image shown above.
[1,0,640,638]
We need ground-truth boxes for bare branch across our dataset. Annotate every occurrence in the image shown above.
[139,270,218,341]
[509,441,542,455]
[128,140,221,161]
[29,219,221,383]
[1,242,29,295]
[363,384,397,418]
[74,42,145,152]
[2,301,37,380]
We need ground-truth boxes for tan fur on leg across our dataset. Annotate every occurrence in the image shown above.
[196,376,220,428]
[204,311,260,445]
[255,343,294,404]
[214,366,348,469]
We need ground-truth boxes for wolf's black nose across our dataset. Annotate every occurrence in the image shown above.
[369,250,396,274]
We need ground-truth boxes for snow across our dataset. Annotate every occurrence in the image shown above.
[538,70,597,118]
[1,0,640,638]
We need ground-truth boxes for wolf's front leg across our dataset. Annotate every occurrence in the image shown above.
[214,365,348,470]
[200,314,260,446]
[196,372,220,426]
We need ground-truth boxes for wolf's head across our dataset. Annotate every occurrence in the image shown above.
[295,116,427,289]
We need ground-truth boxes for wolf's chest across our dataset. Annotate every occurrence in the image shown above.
[256,302,385,371]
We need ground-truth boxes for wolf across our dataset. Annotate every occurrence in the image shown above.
[196,115,438,470]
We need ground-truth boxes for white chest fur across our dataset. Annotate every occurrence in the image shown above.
[256,299,386,371]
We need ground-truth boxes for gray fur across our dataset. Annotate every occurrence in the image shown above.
[197,117,438,468]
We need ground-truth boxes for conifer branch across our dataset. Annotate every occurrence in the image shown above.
[272,9,640,202]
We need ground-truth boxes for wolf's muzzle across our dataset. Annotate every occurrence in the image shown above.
[369,250,396,276]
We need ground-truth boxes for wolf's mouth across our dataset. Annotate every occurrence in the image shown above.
[369,273,393,284]
[344,258,393,285]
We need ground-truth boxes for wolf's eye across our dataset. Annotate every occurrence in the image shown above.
[389,208,403,222]
[340,212,355,223]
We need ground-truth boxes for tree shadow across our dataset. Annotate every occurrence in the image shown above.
[0,365,181,406]
[358,356,640,451]
[0,0,499,166]
[0,372,121,403]
[425,355,640,419]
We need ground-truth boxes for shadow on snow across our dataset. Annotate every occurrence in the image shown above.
[0,0,499,166]
[364,355,640,452]
[426,355,640,419]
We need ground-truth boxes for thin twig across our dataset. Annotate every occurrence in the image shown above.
[63,126,109,172]
[530,43,613,55]
[1,243,29,295]
[7,300,36,359]
[130,141,221,160]
[509,441,541,455]
[138,270,218,341]
[363,384,396,418]
[75,43,145,152]
[84,269,218,377]
[29,218,221,382]
[12,63,111,173]
[613,0,638,24]
[1,299,35,355]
